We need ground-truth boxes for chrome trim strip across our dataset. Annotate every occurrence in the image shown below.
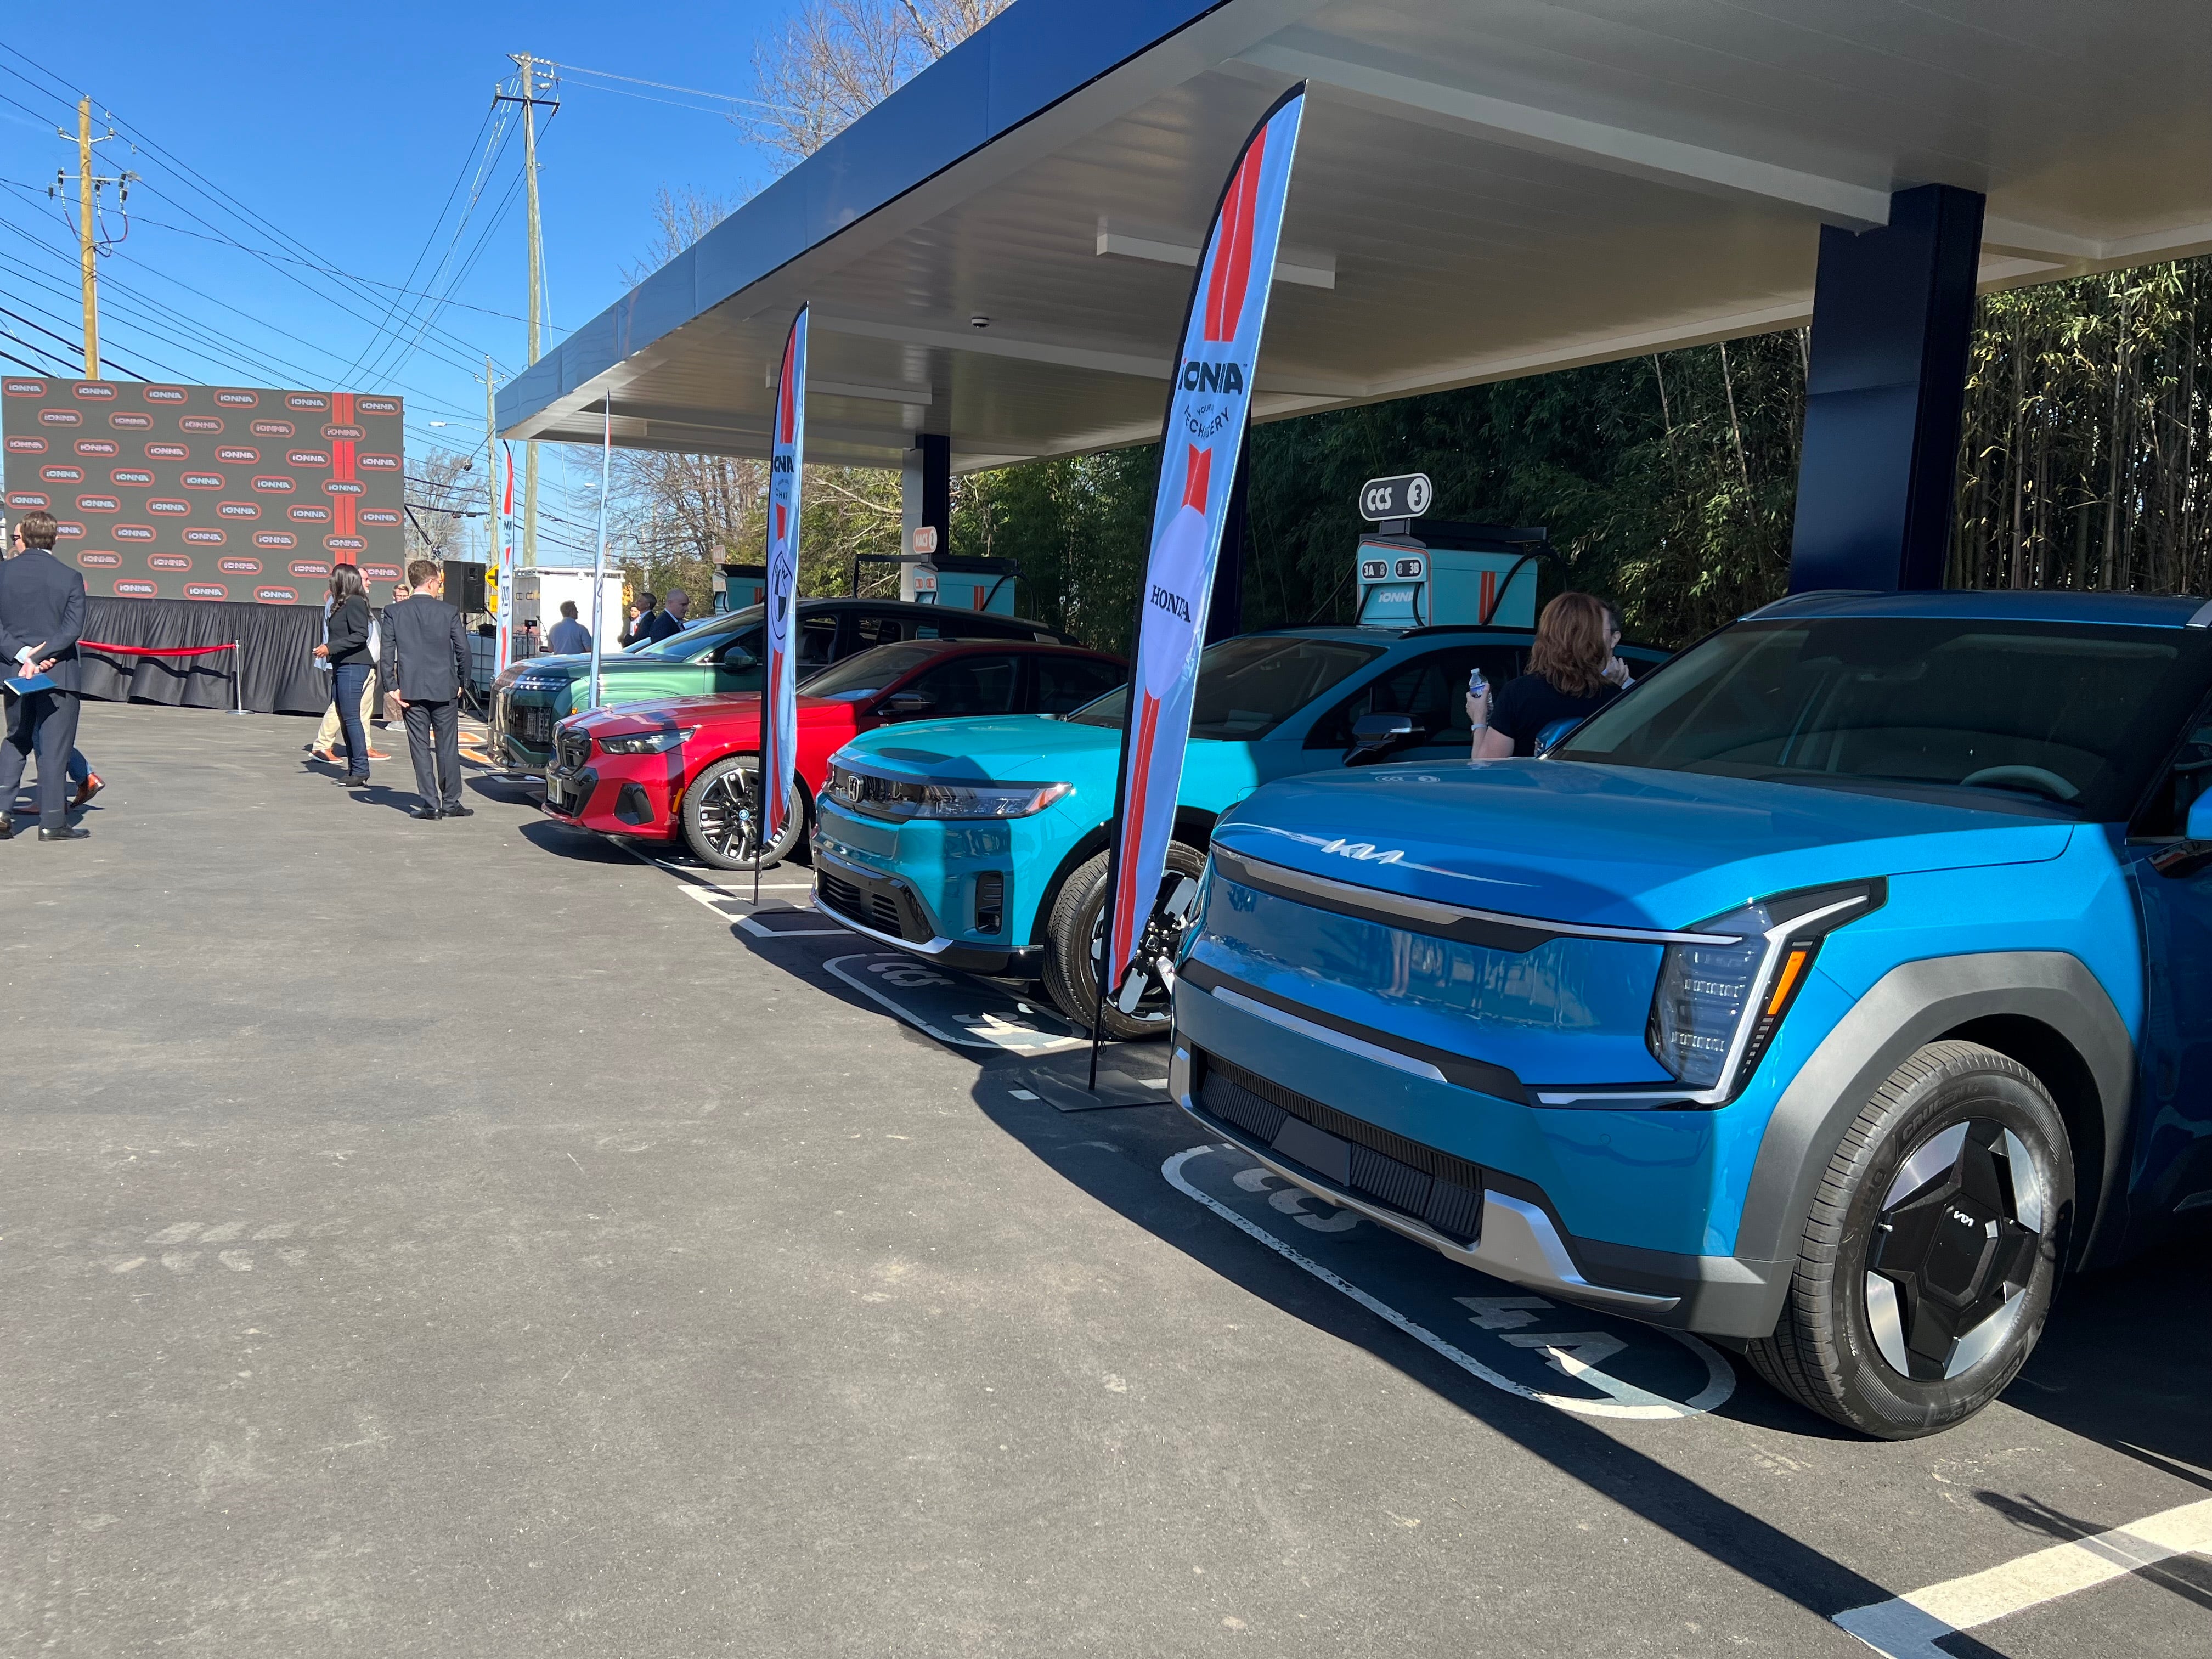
[1170,1043,1677,1312]
[805,888,957,956]
[1209,984,1449,1085]
[1214,847,1739,947]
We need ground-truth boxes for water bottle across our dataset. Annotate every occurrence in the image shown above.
[1467,664,1488,722]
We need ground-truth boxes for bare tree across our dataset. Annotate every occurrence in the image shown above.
[742,0,1011,165]
[405,445,477,562]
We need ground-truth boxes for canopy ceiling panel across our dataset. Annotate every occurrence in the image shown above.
[500,0,2212,472]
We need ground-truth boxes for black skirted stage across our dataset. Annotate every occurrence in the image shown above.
[78,596,326,716]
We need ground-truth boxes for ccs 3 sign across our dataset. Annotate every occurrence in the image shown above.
[1357,472,1431,522]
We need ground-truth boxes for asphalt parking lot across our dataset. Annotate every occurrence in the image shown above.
[4,703,2208,1657]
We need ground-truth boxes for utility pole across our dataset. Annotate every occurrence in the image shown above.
[494,55,558,569]
[51,98,133,379]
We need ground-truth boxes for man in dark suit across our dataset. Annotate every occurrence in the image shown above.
[0,510,89,841]
[383,559,475,821]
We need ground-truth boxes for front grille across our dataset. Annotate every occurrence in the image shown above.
[1195,1050,1486,1243]
[505,699,554,749]
[555,730,589,772]
[819,867,923,941]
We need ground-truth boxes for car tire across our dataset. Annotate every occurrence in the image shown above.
[1042,840,1207,1042]
[1747,1040,2073,1440]
[680,753,808,870]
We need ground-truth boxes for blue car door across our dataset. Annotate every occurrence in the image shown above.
[2123,699,2212,1232]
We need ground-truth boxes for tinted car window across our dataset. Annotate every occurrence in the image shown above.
[909,653,1019,716]
[848,612,906,651]
[1070,636,1385,740]
[2135,700,2212,838]
[1034,654,1127,715]
[1557,618,2210,820]
[635,605,759,662]
[1307,644,1526,749]
[803,642,943,702]
[798,614,839,673]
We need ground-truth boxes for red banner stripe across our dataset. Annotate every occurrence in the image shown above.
[1204,129,1267,343]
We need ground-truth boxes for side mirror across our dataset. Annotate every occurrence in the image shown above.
[882,691,936,719]
[1532,715,1583,758]
[718,645,758,671]
[2152,789,2212,879]
[1345,711,1419,768]
[2191,791,2212,842]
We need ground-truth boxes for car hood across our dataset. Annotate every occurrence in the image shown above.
[1212,761,2076,931]
[833,714,1123,781]
[566,693,855,738]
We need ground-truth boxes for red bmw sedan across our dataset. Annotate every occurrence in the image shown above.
[543,637,1127,867]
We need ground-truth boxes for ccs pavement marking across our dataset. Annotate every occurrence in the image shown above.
[1832,1497,2212,1658]
[822,953,1089,1056]
[1163,1145,1735,1422]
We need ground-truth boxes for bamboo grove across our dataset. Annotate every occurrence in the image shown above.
[949,255,2212,652]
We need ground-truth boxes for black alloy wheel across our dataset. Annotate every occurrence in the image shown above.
[1041,840,1207,1041]
[1748,1040,2073,1439]
[681,753,807,871]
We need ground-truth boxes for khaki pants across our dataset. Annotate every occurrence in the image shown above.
[315,674,378,753]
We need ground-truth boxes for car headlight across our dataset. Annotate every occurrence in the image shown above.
[1647,881,1886,1100]
[511,674,568,693]
[596,727,695,756]
[827,763,1071,820]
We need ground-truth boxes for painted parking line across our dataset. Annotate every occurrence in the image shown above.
[822,953,1089,1056]
[1833,1497,2212,1658]
[1164,1144,1734,1421]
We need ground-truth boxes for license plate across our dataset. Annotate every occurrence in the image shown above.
[546,775,575,811]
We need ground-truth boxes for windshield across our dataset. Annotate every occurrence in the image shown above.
[1068,636,1384,739]
[630,604,763,661]
[800,642,941,702]
[1553,617,2209,819]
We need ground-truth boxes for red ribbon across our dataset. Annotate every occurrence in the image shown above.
[78,641,238,657]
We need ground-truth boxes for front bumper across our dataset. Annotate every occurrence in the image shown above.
[539,730,680,840]
[811,845,1043,975]
[811,793,1046,975]
[1172,972,1787,1338]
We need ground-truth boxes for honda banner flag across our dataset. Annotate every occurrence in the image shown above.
[496,441,517,670]
[758,306,809,857]
[1100,86,1308,1013]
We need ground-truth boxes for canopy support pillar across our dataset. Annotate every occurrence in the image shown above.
[1789,183,1985,593]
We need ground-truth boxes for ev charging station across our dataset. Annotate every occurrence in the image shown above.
[1352,473,1545,630]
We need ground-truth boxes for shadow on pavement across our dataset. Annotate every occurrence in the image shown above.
[955,1060,2208,1633]
[1999,1236,2212,1491]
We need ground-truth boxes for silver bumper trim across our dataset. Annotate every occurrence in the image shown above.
[1169,1041,1678,1313]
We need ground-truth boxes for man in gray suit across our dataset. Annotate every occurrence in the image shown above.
[383,560,474,821]
[0,509,89,840]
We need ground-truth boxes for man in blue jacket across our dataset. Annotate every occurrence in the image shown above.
[0,509,89,841]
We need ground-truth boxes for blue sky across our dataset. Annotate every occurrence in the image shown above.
[1,3,801,555]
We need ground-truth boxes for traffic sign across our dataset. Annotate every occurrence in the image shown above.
[1356,472,1432,522]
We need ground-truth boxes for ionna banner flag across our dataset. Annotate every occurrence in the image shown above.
[758,306,809,851]
[1102,86,1307,1003]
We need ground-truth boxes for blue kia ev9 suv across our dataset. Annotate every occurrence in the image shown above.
[1171,589,2212,1437]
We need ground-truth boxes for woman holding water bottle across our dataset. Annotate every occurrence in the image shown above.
[1469,591,1633,759]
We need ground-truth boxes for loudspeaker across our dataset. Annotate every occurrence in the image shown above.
[443,560,488,614]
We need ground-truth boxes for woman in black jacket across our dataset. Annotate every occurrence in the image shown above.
[314,565,376,787]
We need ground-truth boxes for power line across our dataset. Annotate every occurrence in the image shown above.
[544,60,802,115]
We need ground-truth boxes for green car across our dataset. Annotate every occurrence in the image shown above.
[489,597,1077,771]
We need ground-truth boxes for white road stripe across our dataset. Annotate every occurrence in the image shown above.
[1834,1497,2212,1657]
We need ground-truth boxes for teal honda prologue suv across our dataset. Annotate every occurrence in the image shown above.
[811,624,1670,1037]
